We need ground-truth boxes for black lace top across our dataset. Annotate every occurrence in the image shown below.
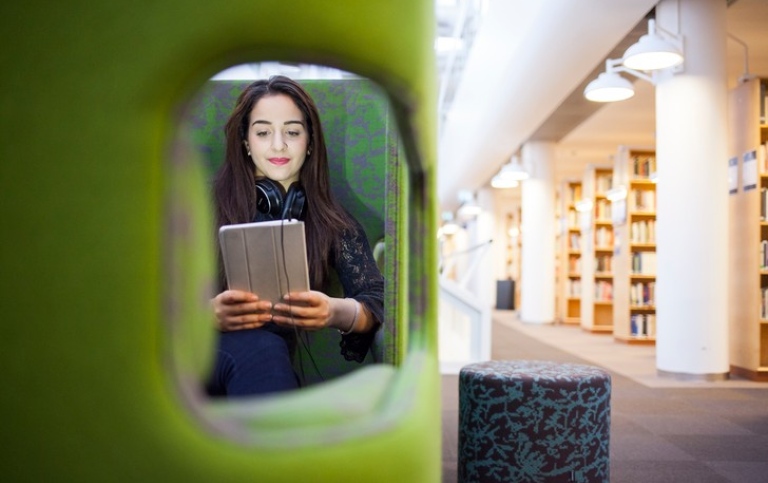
[330,217,385,362]
[247,211,384,363]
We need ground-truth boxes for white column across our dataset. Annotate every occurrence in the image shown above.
[469,188,496,309]
[520,141,556,324]
[655,0,729,379]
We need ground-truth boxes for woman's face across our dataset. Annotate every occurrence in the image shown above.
[245,93,309,190]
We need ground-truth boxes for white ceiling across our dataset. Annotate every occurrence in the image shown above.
[437,0,768,211]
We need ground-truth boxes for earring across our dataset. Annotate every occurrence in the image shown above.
[307,147,312,156]
[247,150,251,156]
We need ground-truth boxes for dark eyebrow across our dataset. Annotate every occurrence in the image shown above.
[251,120,305,127]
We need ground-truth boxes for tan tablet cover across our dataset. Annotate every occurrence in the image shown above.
[218,220,310,303]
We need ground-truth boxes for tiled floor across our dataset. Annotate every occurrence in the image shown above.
[441,311,768,483]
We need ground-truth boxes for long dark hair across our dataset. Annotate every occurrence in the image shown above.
[213,75,355,289]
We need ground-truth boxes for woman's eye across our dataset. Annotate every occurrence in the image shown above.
[255,131,270,137]
[286,130,301,137]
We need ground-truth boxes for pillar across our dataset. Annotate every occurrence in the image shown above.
[654,0,729,379]
[470,188,496,309]
[520,141,556,324]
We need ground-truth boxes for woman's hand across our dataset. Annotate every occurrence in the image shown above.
[211,290,274,332]
[271,291,333,331]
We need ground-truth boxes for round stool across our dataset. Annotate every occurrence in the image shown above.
[458,360,611,483]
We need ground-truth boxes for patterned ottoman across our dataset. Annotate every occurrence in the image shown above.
[458,360,611,483]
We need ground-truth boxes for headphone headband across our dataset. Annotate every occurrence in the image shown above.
[255,178,307,221]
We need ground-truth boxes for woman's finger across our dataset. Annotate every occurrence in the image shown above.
[224,300,272,316]
[220,312,273,331]
[220,289,259,304]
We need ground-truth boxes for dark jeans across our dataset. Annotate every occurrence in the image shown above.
[206,328,299,398]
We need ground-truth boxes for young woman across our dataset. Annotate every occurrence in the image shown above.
[206,75,384,397]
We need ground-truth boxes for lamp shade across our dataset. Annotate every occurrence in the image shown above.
[456,190,481,219]
[457,202,481,218]
[438,221,460,236]
[584,71,635,102]
[491,158,527,188]
[491,174,520,189]
[622,31,683,71]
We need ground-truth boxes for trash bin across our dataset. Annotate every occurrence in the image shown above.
[495,279,515,310]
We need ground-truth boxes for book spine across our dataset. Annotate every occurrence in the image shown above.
[647,314,656,338]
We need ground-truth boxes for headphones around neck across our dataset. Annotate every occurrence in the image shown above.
[255,178,307,221]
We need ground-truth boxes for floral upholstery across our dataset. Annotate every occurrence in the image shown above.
[458,360,611,483]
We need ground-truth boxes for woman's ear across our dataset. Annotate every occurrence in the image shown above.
[243,141,251,156]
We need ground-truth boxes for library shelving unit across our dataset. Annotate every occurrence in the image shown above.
[502,210,521,310]
[557,179,582,325]
[611,146,657,344]
[728,77,768,381]
[554,187,561,321]
[578,165,614,333]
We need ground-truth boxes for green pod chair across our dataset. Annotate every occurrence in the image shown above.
[0,0,440,482]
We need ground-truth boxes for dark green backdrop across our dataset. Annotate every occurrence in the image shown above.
[182,78,400,382]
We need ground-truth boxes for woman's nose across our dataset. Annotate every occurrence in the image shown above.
[272,133,287,151]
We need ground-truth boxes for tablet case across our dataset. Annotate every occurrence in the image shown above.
[218,220,310,303]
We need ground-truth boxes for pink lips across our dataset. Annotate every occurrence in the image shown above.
[268,157,290,166]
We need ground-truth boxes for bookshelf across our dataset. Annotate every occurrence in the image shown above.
[728,77,768,381]
[554,187,561,322]
[611,146,657,344]
[558,180,582,325]
[579,165,614,333]
[503,209,521,310]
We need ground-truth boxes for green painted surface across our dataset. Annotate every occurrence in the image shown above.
[0,0,439,481]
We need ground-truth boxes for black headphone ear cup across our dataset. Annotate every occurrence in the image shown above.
[255,178,286,219]
[283,184,307,220]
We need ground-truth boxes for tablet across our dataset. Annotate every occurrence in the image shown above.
[218,220,310,303]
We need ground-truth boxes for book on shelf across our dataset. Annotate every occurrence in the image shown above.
[567,279,581,297]
[569,256,582,273]
[630,281,655,306]
[568,184,582,203]
[630,220,656,244]
[568,210,578,227]
[595,280,613,301]
[569,233,581,251]
[631,154,657,179]
[630,313,656,338]
[762,240,768,269]
[595,226,613,246]
[762,286,768,319]
[629,189,656,212]
[595,173,613,194]
[631,251,656,275]
[594,199,612,220]
[595,254,612,272]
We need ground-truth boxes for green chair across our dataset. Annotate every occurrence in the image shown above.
[1,0,441,482]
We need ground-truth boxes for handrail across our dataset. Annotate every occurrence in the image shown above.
[438,276,491,373]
